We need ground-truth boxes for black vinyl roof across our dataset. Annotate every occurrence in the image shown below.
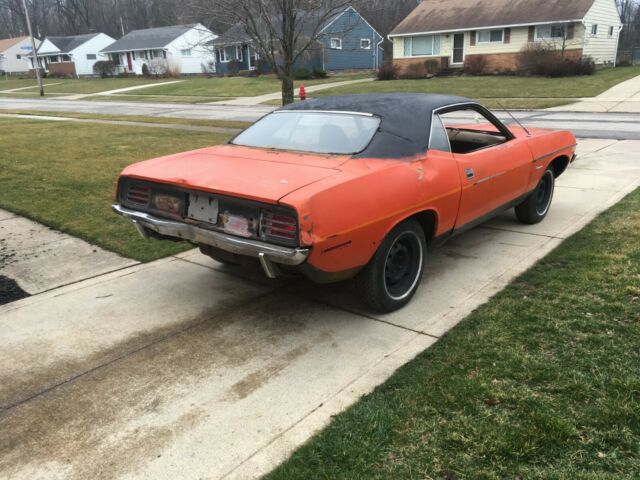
[281,93,474,158]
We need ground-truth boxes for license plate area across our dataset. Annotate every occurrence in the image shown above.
[188,193,219,224]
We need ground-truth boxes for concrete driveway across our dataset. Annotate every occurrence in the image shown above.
[1,139,639,480]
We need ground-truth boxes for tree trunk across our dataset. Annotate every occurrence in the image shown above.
[281,69,294,105]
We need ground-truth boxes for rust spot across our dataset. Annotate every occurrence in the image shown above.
[323,241,353,254]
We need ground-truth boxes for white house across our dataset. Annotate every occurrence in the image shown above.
[101,24,217,75]
[35,33,115,77]
[389,0,623,74]
[0,36,40,75]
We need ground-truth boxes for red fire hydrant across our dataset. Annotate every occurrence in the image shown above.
[299,84,306,101]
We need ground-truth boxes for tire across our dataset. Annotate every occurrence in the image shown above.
[199,244,240,266]
[515,168,555,225]
[356,219,427,313]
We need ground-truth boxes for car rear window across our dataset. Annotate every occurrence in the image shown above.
[231,111,381,155]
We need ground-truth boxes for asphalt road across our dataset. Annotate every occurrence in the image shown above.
[2,97,640,139]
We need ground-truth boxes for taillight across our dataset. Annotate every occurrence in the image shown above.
[127,185,151,205]
[261,211,298,244]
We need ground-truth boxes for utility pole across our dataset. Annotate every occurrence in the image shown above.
[21,0,44,96]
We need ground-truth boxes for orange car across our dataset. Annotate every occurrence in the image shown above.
[113,94,576,312]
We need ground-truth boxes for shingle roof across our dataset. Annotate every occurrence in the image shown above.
[43,33,100,53]
[0,36,29,52]
[211,24,251,46]
[101,24,200,53]
[390,0,596,36]
[212,8,349,46]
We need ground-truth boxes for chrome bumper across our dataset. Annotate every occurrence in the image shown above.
[112,205,310,274]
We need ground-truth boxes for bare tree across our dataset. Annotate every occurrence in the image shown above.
[192,0,352,104]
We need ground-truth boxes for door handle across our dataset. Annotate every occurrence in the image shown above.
[465,168,475,180]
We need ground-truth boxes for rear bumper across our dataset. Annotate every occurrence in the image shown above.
[112,204,310,270]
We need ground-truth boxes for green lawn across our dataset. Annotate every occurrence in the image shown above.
[0,77,162,94]
[305,66,640,108]
[266,188,640,480]
[0,117,232,262]
[0,73,372,99]
[122,73,372,98]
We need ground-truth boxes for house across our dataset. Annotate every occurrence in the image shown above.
[388,0,623,74]
[212,6,383,74]
[35,33,115,77]
[318,6,384,71]
[0,36,41,75]
[101,24,217,75]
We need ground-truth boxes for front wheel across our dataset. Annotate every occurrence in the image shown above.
[515,168,555,225]
[356,219,426,313]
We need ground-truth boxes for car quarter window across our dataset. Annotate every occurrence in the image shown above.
[429,114,451,152]
[438,108,510,155]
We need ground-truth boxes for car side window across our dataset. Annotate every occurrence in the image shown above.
[429,114,451,153]
[439,108,509,155]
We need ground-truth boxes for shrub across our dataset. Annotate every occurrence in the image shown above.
[148,58,168,77]
[464,55,487,75]
[294,68,313,80]
[93,60,116,78]
[313,68,328,78]
[166,58,182,78]
[518,44,595,77]
[141,63,150,77]
[227,59,241,75]
[424,60,440,75]
[377,62,398,81]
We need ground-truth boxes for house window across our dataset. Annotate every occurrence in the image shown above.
[330,38,342,49]
[360,38,371,50]
[236,45,243,61]
[86,54,97,60]
[16,54,21,59]
[535,24,567,40]
[477,29,504,44]
[403,35,441,57]
[591,24,598,36]
[181,49,192,57]
[61,55,71,62]
[608,26,614,37]
[48,55,59,63]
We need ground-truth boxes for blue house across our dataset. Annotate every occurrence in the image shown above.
[212,6,383,74]
[318,6,384,71]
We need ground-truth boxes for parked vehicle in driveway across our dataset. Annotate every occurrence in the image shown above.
[113,93,577,312]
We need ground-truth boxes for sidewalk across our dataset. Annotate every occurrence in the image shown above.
[0,208,136,296]
[549,73,640,113]
[209,77,374,106]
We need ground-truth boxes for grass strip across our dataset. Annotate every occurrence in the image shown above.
[0,118,232,262]
[266,187,640,480]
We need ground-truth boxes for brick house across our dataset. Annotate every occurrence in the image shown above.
[388,0,623,75]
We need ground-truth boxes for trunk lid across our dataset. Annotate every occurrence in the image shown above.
[121,145,347,204]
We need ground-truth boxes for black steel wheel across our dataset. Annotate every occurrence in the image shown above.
[515,167,555,225]
[356,219,426,313]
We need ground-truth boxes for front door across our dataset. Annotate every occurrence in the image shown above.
[452,33,465,64]
[438,108,532,228]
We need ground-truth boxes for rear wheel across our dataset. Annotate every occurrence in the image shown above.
[356,219,426,313]
[515,168,555,225]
